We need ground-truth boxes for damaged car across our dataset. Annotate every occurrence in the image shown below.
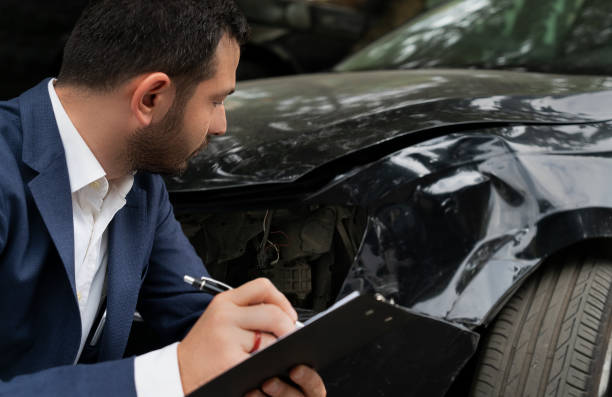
[163,69,612,396]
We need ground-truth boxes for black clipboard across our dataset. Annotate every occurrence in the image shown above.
[188,293,478,397]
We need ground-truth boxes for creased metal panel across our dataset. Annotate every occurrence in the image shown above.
[333,122,612,327]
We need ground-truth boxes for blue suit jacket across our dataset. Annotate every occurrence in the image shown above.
[0,80,212,396]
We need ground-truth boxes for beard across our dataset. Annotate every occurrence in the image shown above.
[126,101,205,176]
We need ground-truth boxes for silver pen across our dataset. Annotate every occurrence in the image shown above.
[183,275,304,328]
[90,309,106,346]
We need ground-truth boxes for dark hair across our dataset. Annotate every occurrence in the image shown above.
[57,0,249,91]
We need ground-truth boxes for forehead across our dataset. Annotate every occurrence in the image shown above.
[215,35,241,68]
[197,35,240,95]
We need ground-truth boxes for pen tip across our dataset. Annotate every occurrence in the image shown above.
[184,275,195,284]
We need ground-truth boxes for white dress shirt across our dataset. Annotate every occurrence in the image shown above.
[48,80,184,397]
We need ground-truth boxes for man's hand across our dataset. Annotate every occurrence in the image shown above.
[245,365,327,397]
[177,278,325,397]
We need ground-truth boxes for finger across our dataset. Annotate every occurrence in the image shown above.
[228,278,298,321]
[290,366,327,397]
[257,332,277,352]
[235,328,277,354]
[236,303,296,337]
[261,377,303,397]
[234,328,259,353]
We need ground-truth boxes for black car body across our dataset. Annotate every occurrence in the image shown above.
[166,69,612,395]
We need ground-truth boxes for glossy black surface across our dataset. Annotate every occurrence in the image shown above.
[172,122,612,396]
[328,121,612,326]
[167,70,612,395]
[191,294,478,397]
[167,70,612,192]
[320,302,478,397]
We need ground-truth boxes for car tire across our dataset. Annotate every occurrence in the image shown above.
[469,245,612,397]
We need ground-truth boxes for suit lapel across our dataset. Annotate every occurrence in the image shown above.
[20,79,77,298]
[99,184,147,360]
[28,162,76,295]
[20,80,151,359]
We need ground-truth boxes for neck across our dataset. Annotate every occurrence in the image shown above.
[54,84,134,180]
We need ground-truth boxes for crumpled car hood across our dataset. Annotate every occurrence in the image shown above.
[166,69,612,193]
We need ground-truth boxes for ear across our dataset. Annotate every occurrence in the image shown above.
[129,72,174,127]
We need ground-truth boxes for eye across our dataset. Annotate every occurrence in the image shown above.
[213,100,224,107]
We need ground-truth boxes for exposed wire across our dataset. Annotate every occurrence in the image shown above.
[270,230,290,247]
[257,210,275,268]
[267,240,280,265]
[260,210,270,250]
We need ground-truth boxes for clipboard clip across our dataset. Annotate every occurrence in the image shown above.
[374,293,395,305]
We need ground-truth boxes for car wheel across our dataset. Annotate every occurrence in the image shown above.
[469,244,612,396]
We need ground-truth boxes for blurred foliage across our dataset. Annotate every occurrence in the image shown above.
[337,0,612,76]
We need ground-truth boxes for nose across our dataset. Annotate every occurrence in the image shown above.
[208,105,227,136]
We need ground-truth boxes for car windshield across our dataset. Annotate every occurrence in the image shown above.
[335,0,612,75]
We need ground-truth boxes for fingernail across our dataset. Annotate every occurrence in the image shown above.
[292,367,305,381]
[263,379,280,394]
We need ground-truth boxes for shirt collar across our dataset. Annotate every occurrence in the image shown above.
[48,79,107,193]
[114,172,136,200]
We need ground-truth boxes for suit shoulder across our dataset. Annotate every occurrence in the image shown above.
[0,100,25,215]
[133,173,172,207]
[0,97,22,128]
[134,172,167,193]
[0,97,24,156]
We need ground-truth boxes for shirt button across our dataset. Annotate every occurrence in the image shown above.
[91,181,101,190]
[77,292,82,302]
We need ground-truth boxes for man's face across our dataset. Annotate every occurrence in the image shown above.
[127,35,240,175]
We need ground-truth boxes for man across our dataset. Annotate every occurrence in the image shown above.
[0,0,326,396]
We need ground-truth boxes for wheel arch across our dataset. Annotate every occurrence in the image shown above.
[447,207,612,327]
[462,236,612,397]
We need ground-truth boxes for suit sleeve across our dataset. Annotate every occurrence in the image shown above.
[136,178,212,344]
[0,358,136,397]
[0,192,7,255]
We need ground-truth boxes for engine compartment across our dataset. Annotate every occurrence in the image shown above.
[177,205,367,319]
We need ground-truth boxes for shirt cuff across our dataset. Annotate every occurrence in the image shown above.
[134,342,184,397]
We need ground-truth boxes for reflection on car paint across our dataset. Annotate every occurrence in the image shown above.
[166,70,612,192]
[166,69,612,396]
[331,122,612,327]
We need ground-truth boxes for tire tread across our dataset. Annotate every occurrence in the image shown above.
[470,247,612,397]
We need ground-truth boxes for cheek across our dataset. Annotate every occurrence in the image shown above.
[182,109,206,131]
[184,115,212,143]
[186,103,213,128]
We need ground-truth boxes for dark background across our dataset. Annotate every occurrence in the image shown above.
[0,0,428,99]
